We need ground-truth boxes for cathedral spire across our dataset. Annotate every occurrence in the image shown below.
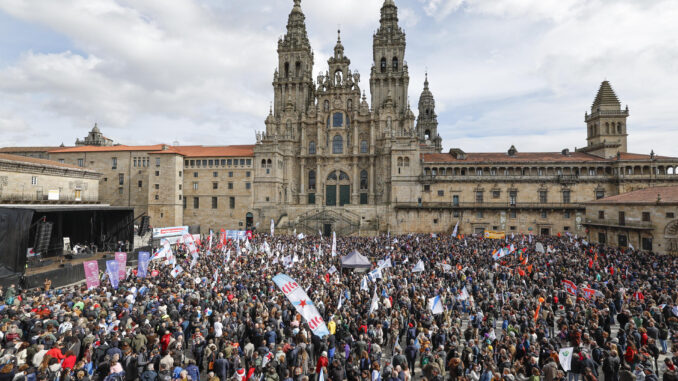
[416,73,441,152]
[283,0,310,47]
[271,0,314,117]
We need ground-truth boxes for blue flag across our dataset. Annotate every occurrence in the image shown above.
[137,252,150,278]
[106,260,119,289]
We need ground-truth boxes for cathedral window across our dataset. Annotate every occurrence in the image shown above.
[333,112,343,127]
[380,58,387,73]
[347,99,352,111]
[617,123,622,134]
[309,170,316,190]
[404,157,410,167]
[284,62,289,78]
[309,141,316,155]
[392,57,398,71]
[605,122,610,134]
[324,100,329,112]
[397,157,403,167]
[339,171,349,180]
[332,135,343,154]
[360,140,368,153]
[295,61,301,77]
[425,130,431,140]
[261,159,266,168]
[360,170,368,190]
[267,159,272,168]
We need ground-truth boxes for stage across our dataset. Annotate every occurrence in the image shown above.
[0,204,137,289]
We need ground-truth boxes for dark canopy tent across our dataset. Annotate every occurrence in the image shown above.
[340,250,371,271]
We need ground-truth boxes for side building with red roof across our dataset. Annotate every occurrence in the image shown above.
[48,143,255,231]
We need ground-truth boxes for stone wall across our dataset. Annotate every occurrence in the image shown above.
[585,203,678,255]
[0,166,99,203]
[181,157,254,232]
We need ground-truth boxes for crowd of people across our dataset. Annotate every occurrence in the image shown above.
[0,231,677,381]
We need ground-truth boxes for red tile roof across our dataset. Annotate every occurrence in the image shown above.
[149,145,255,157]
[618,152,676,161]
[586,186,678,204]
[49,144,166,153]
[0,146,63,153]
[49,144,255,157]
[0,153,97,172]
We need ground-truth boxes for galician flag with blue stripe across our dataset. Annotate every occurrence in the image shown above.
[428,295,444,315]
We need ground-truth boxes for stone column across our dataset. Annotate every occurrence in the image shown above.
[352,156,359,204]
[369,157,375,204]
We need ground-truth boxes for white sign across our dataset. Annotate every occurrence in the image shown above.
[48,190,59,201]
[152,226,189,239]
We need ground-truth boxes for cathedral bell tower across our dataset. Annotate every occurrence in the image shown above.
[272,0,315,117]
[416,73,442,152]
[370,0,409,115]
[579,80,629,159]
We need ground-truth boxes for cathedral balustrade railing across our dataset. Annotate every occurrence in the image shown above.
[394,201,583,210]
[585,109,629,121]
[583,218,654,230]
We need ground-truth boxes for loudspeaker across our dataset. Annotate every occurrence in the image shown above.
[34,222,53,254]
[139,216,150,236]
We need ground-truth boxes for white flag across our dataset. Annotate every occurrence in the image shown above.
[412,260,425,273]
[297,233,305,240]
[368,268,382,282]
[318,368,325,381]
[337,294,345,311]
[629,243,635,250]
[270,219,275,237]
[331,232,337,257]
[327,265,337,275]
[369,288,379,314]
[378,257,392,269]
[452,221,459,238]
[170,265,183,278]
[558,347,574,372]
[458,286,469,301]
[428,295,444,315]
[361,276,369,291]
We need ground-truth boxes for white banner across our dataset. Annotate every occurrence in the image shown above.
[273,274,329,338]
[152,226,188,239]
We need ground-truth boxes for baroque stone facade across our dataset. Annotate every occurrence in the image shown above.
[3,0,678,243]
[252,0,678,237]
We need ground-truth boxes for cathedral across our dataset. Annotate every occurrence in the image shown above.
[11,0,678,252]
[253,0,444,234]
[251,0,678,237]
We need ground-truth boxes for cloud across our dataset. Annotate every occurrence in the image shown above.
[0,0,676,157]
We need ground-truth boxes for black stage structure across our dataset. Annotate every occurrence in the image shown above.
[0,205,135,287]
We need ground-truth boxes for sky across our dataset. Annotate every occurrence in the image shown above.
[0,0,677,155]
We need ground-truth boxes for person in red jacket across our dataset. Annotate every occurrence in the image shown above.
[61,350,77,370]
[160,330,172,353]
[45,343,65,362]
[316,351,329,374]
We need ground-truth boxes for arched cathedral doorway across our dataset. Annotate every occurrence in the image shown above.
[325,170,351,206]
